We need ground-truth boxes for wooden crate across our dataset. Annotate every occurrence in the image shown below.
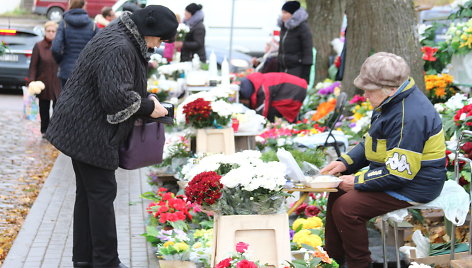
[196,128,235,154]
[211,214,291,268]
[409,250,470,266]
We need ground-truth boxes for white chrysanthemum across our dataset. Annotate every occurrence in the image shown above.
[434,103,445,113]
[445,93,470,110]
[212,100,234,117]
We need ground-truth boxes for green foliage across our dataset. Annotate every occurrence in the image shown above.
[261,148,325,168]
[420,23,452,74]
[448,0,472,20]
[0,41,6,56]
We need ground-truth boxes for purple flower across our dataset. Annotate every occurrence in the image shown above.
[318,82,341,95]
[349,123,356,128]
[289,229,295,240]
[335,122,342,128]
[157,229,173,241]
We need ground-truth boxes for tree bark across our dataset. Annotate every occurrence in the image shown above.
[342,0,424,97]
[306,0,346,84]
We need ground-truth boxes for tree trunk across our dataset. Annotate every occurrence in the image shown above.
[306,0,346,84]
[342,0,424,97]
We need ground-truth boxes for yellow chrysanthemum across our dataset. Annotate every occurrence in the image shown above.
[435,87,446,97]
[461,33,468,40]
[425,81,435,91]
[305,216,324,229]
[193,242,203,249]
[294,233,323,248]
[194,229,205,238]
[293,218,307,230]
[293,229,311,243]
[174,242,189,252]
[163,241,175,248]
[353,113,363,121]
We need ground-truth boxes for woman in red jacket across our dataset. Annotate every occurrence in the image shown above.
[28,21,61,135]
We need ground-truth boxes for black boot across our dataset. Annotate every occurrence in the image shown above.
[73,261,92,268]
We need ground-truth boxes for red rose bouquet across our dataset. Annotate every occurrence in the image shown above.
[185,171,223,211]
[215,242,260,268]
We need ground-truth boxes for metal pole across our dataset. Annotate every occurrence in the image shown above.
[381,219,388,268]
[393,221,401,268]
[228,0,236,63]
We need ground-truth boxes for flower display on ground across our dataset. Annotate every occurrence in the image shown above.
[215,242,261,268]
[185,171,223,209]
[311,98,337,122]
[292,229,323,248]
[158,239,191,261]
[143,188,193,230]
[286,246,339,268]
[445,18,472,54]
[424,74,456,104]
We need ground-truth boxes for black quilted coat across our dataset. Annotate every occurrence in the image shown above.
[277,7,313,82]
[46,12,151,170]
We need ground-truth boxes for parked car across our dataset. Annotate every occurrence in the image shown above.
[33,0,118,21]
[0,26,43,88]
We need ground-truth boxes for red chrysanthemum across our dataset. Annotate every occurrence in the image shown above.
[185,171,223,206]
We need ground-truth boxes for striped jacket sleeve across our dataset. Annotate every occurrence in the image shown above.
[338,140,370,174]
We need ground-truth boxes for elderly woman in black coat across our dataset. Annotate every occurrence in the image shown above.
[46,6,177,268]
[278,1,313,83]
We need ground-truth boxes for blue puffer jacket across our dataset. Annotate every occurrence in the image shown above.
[52,8,98,80]
[339,78,446,203]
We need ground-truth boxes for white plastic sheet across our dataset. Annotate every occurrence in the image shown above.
[384,180,471,226]
[276,148,305,183]
[449,52,472,85]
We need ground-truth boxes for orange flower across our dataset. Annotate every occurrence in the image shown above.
[311,99,336,121]
[313,250,332,264]
[435,87,446,97]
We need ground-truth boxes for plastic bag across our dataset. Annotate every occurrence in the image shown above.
[22,86,39,121]
[301,161,321,177]
[276,148,305,183]
[384,180,470,226]
[449,52,472,85]
[411,230,430,258]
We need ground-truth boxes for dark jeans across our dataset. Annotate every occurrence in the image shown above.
[324,190,411,268]
[38,99,56,134]
[71,159,120,268]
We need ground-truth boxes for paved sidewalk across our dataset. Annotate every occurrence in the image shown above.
[3,154,158,268]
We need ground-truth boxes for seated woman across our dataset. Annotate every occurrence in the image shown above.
[320,52,446,268]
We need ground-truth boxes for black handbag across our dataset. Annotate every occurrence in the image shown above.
[118,120,165,170]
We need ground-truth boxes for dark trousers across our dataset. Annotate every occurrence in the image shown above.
[38,99,56,134]
[324,190,411,268]
[71,159,120,268]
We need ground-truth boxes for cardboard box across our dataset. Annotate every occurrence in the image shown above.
[196,128,235,154]
[212,214,291,268]
[409,250,470,266]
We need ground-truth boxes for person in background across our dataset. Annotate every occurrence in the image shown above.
[95,7,116,28]
[52,0,98,87]
[277,1,313,83]
[239,72,307,123]
[252,33,279,73]
[163,13,181,63]
[28,21,61,135]
[46,5,177,268]
[175,3,206,62]
[320,52,446,268]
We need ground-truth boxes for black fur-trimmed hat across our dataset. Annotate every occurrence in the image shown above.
[130,5,178,42]
[282,1,301,14]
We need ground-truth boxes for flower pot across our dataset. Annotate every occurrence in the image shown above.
[195,128,235,154]
[211,214,291,268]
[158,260,196,268]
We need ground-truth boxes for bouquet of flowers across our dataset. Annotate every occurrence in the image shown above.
[433,93,472,139]
[189,229,213,267]
[183,150,288,215]
[158,239,191,261]
[27,81,45,95]
[300,79,339,117]
[143,188,194,230]
[285,246,339,268]
[291,216,324,249]
[215,242,261,268]
[183,97,233,128]
[176,23,190,42]
[158,62,192,80]
[454,103,472,129]
[424,74,456,104]
[185,171,223,211]
[445,18,472,55]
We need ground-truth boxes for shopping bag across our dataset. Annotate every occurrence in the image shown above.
[22,86,39,121]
